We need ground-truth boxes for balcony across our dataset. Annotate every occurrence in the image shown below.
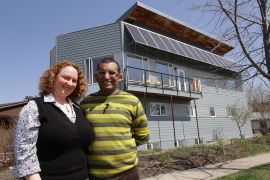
[124,66,202,99]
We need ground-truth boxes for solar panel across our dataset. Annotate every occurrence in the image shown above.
[187,46,204,62]
[170,39,187,57]
[138,28,159,49]
[159,36,178,54]
[178,42,195,59]
[125,23,239,72]
[125,24,147,45]
[149,32,168,51]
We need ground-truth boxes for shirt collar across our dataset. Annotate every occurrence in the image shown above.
[44,94,78,108]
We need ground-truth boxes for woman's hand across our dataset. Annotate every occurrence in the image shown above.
[25,173,41,180]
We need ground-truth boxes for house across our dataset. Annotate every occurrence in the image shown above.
[0,101,27,128]
[50,2,253,149]
[251,112,270,134]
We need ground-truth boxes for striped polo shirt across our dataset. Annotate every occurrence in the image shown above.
[80,91,150,179]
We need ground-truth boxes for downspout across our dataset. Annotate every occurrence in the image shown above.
[170,96,177,147]
[120,21,126,91]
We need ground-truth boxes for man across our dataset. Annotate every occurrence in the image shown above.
[80,58,150,179]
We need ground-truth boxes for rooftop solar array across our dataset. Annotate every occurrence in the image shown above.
[125,23,240,72]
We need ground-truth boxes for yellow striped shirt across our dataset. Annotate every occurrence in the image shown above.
[80,91,150,178]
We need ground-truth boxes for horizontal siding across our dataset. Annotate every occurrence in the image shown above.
[137,89,253,148]
[56,22,122,66]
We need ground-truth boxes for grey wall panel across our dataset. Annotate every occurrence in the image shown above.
[137,88,252,149]
[56,22,122,65]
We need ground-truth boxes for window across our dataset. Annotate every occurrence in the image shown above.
[156,62,176,88]
[185,105,195,117]
[156,62,169,87]
[92,55,114,83]
[84,58,91,84]
[226,107,232,117]
[209,107,216,117]
[127,55,148,82]
[150,103,167,116]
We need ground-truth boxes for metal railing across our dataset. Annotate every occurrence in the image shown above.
[124,66,202,97]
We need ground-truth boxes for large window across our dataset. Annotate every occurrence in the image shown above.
[127,55,148,82]
[155,62,176,88]
[150,103,167,116]
[92,55,114,83]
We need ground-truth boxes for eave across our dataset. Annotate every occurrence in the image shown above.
[117,2,233,56]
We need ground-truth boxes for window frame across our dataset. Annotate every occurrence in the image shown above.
[126,54,149,83]
[209,107,216,117]
[150,102,167,116]
[185,105,195,117]
[84,58,91,85]
[91,54,115,84]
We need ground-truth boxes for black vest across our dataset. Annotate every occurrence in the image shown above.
[34,97,94,180]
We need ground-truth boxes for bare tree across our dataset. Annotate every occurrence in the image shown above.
[193,0,270,84]
[247,82,270,134]
[227,103,251,138]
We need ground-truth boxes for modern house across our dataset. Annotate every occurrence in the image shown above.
[50,2,253,150]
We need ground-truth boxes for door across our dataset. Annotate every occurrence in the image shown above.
[177,68,186,91]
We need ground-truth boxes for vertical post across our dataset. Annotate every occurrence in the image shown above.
[170,96,177,147]
[193,99,201,143]
[161,73,164,94]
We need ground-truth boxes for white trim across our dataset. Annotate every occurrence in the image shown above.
[185,105,195,117]
[150,102,167,116]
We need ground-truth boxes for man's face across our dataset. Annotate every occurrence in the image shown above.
[95,62,123,95]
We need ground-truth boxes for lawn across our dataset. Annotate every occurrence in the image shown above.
[218,163,270,180]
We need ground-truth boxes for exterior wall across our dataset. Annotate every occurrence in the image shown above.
[56,22,122,64]
[54,22,253,150]
[137,86,253,150]
[55,22,123,95]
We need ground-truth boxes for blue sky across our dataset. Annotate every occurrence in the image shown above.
[0,0,211,103]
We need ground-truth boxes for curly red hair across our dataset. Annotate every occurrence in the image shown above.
[39,60,87,101]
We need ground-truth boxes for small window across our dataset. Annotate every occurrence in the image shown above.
[210,107,216,117]
[150,103,167,116]
[227,107,232,117]
[185,105,195,117]
[84,58,91,84]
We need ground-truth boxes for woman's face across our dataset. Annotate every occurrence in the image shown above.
[52,66,78,100]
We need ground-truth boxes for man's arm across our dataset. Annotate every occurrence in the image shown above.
[132,101,150,146]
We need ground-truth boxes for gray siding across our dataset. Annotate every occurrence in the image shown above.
[56,22,122,67]
[53,21,253,150]
[137,87,253,149]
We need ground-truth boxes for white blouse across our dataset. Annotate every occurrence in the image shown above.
[13,94,78,178]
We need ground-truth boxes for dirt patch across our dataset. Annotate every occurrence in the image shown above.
[137,141,260,179]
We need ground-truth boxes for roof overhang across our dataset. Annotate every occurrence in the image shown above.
[117,2,233,56]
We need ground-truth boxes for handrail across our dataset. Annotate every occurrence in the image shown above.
[124,66,202,97]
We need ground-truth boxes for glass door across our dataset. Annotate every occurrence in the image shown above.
[177,68,186,91]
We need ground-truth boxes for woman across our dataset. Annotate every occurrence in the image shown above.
[13,60,94,180]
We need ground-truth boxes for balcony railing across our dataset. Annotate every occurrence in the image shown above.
[124,66,202,98]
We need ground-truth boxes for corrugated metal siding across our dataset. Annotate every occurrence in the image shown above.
[56,22,122,67]
[138,89,253,149]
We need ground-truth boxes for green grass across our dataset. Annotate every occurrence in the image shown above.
[217,163,270,180]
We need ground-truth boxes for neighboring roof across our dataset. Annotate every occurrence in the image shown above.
[117,2,233,56]
[125,23,240,72]
[0,101,27,112]
[251,112,270,120]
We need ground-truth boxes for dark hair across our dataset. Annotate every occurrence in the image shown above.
[97,58,120,73]
[39,60,87,101]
